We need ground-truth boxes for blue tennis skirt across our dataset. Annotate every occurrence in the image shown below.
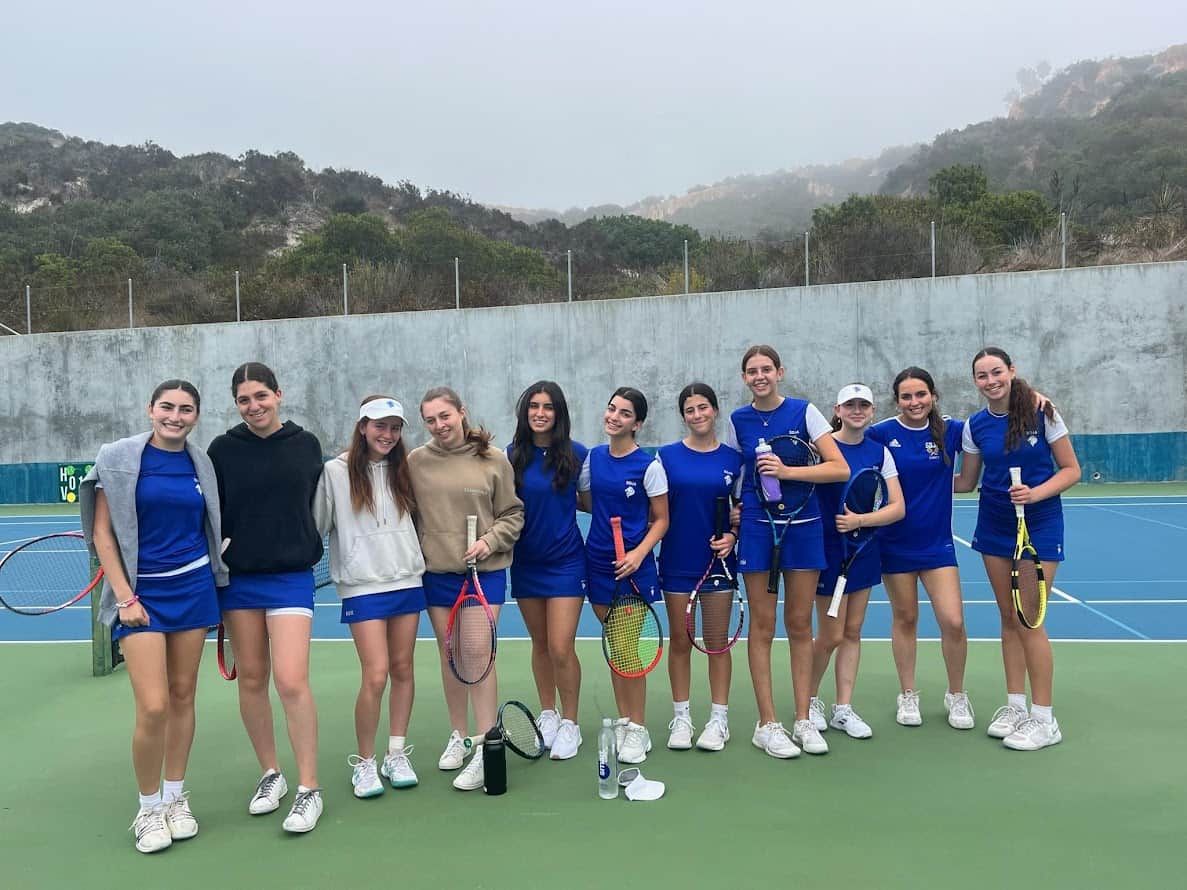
[736,516,825,574]
[423,570,507,609]
[879,542,959,575]
[972,498,1065,562]
[219,570,316,612]
[510,555,588,599]
[114,563,219,640]
[587,554,660,607]
[341,587,427,623]
[817,537,881,597]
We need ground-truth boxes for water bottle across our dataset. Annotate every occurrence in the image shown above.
[597,718,618,799]
[755,438,782,503]
[483,727,507,795]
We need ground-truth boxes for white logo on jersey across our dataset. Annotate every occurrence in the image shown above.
[924,441,939,458]
[723,470,734,487]
[888,439,901,448]
[194,478,202,495]
[1027,434,1038,447]
[625,481,637,498]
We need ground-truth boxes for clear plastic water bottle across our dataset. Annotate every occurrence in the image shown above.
[597,718,618,799]
[755,438,782,502]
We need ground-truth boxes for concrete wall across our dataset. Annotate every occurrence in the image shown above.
[2,261,1184,498]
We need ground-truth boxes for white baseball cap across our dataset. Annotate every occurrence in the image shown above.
[836,383,874,405]
[359,397,406,422]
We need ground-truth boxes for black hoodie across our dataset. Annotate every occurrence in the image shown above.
[207,420,325,574]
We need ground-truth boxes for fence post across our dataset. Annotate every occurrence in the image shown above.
[567,250,573,302]
[683,239,689,294]
[342,264,349,315]
[26,284,31,334]
[454,257,460,310]
[1060,212,1067,269]
[234,270,241,322]
[931,220,936,278]
[128,278,133,329]
[804,232,810,286]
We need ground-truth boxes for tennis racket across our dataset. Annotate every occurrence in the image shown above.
[1009,466,1048,628]
[756,434,819,594]
[0,532,104,615]
[601,516,663,678]
[826,468,889,618]
[686,496,744,655]
[216,622,237,680]
[465,700,545,761]
[445,514,498,684]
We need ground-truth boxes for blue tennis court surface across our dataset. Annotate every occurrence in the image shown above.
[3,494,1185,644]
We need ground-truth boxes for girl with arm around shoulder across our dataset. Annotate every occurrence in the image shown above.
[577,387,670,765]
[80,379,226,854]
[313,396,426,797]
[807,384,905,740]
[407,387,524,792]
[206,362,326,834]
[506,381,588,761]
[722,345,848,759]
[954,347,1080,751]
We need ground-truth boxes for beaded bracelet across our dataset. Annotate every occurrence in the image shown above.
[115,595,139,609]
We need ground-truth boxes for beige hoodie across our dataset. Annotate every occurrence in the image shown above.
[407,438,524,573]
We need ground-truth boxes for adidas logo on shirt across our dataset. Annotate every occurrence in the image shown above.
[888,439,901,448]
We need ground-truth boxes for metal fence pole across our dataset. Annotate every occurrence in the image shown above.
[931,220,936,278]
[804,232,810,286]
[26,284,31,334]
[454,257,460,310]
[342,264,349,315]
[1060,212,1067,269]
[127,278,133,329]
[683,240,689,294]
[234,270,241,322]
[567,250,573,302]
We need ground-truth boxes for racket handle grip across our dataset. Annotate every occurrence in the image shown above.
[610,516,626,561]
[1008,467,1024,518]
[466,514,478,549]
[713,496,729,538]
[826,576,845,618]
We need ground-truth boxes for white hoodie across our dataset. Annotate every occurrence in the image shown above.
[313,454,425,599]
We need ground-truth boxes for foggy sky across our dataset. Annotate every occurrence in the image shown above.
[4,1,1184,209]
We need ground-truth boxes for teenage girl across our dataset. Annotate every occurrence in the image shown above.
[807,384,905,740]
[82,380,224,853]
[723,346,849,759]
[207,363,326,833]
[955,347,1080,751]
[506,381,588,761]
[314,396,426,797]
[577,387,670,765]
[657,383,742,752]
[408,387,524,791]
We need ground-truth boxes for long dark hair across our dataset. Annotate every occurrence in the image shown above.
[150,379,201,413]
[610,386,648,439]
[348,394,415,518]
[420,386,492,456]
[892,366,951,466]
[972,347,1056,451]
[509,381,579,492]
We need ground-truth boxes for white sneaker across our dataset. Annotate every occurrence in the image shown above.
[792,719,829,755]
[348,755,384,798]
[438,730,470,771]
[164,793,198,840]
[987,705,1028,739]
[282,787,324,833]
[130,804,171,853]
[944,691,975,730]
[613,717,629,751]
[381,745,419,788]
[751,721,801,759]
[830,704,873,739]
[896,690,922,726]
[808,696,828,732]
[248,769,289,815]
[1003,717,1062,751]
[618,722,651,764]
[667,715,695,750]
[535,709,560,748]
[696,716,730,751]
[453,745,485,790]
[549,720,582,761]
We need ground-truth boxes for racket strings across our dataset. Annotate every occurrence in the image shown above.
[0,534,94,611]
[450,597,495,683]
[1013,552,1046,626]
[692,587,742,653]
[499,707,543,758]
[604,596,661,674]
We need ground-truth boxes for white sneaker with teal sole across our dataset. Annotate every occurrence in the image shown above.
[349,755,384,798]
[381,746,419,788]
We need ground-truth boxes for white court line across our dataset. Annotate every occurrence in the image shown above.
[1086,505,1187,533]
[954,501,1187,508]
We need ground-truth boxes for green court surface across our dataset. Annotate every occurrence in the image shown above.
[1,640,1182,889]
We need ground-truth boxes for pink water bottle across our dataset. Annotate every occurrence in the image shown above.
[755,438,782,502]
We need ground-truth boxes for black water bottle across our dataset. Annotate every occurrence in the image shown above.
[483,727,506,795]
